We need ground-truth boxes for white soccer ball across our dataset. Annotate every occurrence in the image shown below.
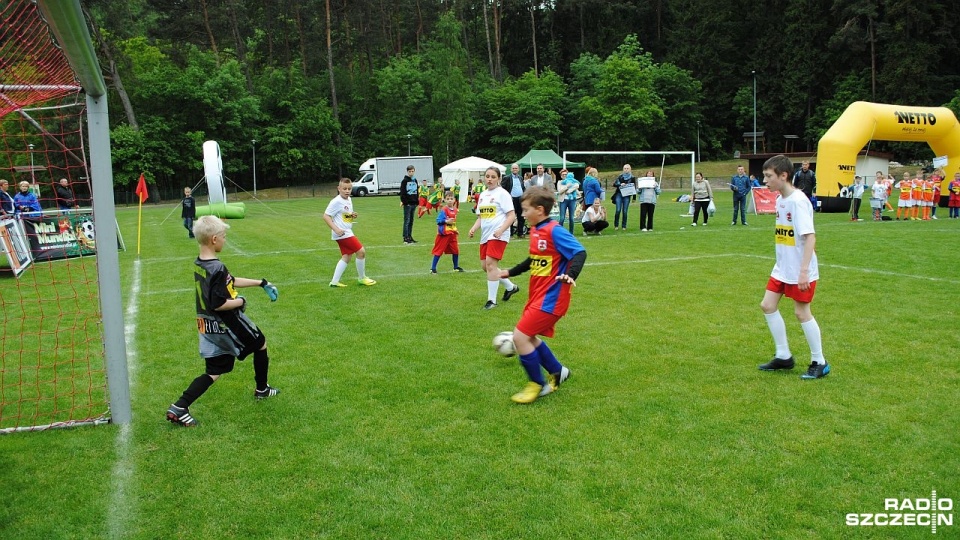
[492,331,516,357]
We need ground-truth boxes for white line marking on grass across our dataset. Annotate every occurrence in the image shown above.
[737,254,960,284]
[108,258,141,540]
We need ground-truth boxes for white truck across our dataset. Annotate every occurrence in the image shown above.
[352,156,434,196]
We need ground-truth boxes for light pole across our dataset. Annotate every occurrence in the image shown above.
[406,134,412,156]
[251,139,257,196]
[27,143,36,196]
[751,70,757,154]
[696,121,701,163]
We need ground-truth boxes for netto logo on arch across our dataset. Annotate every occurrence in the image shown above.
[837,164,856,171]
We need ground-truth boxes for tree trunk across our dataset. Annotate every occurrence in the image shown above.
[327,0,343,150]
[492,0,502,79]
[81,4,138,130]
[295,2,309,76]
[198,0,219,59]
[226,0,252,92]
[482,0,495,79]
[415,0,424,53]
[530,4,538,76]
[869,17,876,100]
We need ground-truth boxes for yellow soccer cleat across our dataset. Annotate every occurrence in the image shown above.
[329,282,348,288]
[357,277,377,286]
[511,381,544,404]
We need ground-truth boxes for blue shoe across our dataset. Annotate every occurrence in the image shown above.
[800,362,830,379]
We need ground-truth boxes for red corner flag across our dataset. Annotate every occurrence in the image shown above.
[135,172,149,203]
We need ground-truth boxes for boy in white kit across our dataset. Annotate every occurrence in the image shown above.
[757,155,830,380]
[324,178,377,288]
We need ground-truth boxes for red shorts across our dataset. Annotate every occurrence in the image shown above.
[516,306,561,338]
[432,234,459,256]
[336,236,363,256]
[766,277,816,303]
[419,197,428,206]
[479,239,507,261]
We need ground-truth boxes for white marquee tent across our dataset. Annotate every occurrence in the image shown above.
[439,156,506,202]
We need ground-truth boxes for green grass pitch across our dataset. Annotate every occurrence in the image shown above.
[1,192,958,539]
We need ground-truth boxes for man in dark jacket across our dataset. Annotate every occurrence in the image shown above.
[0,179,15,216]
[400,165,419,244]
[793,161,817,208]
[502,163,525,237]
[730,165,751,225]
[55,178,77,213]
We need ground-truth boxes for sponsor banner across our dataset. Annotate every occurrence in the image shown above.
[0,217,33,277]
[751,187,777,214]
[22,211,97,262]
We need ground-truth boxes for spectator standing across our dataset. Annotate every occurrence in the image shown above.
[400,165,419,244]
[0,179,14,216]
[637,171,661,231]
[730,165,750,225]
[55,178,77,213]
[792,160,817,208]
[556,171,580,233]
[181,187,196,238]
[612,164,635,230]
[581,167,603,210]
[503,163,526,237]
[690,172,713,226]
[13,181,42,218]
[849,176,865,221]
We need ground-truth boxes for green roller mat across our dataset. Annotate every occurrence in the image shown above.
[195,202,246,219]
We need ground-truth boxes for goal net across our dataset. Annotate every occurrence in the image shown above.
[0,0,110,432]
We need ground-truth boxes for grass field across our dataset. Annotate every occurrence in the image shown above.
[1,190,958,539]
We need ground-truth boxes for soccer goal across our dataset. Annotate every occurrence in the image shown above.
[561,151,696,188]
[0,0,129,432]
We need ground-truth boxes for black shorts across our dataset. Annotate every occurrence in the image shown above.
[205,354,236,376]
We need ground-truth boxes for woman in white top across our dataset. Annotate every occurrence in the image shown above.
[690,172,713,226]
[581,199,609,235]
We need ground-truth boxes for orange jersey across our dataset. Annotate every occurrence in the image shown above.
[898,180,912,200]
[911,180,923,199]
[921,179,935,202]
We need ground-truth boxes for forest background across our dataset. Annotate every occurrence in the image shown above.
[82,0,960,197]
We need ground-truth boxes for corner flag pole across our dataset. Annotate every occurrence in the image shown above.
[134,172,148,255]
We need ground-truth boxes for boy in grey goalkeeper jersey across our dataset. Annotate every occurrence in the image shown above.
[165,216,280,427]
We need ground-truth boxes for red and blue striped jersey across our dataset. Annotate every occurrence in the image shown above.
[525,219,585,316]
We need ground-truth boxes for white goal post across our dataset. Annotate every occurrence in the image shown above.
[562,151,696,188]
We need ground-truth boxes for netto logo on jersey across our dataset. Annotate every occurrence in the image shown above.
[837,164,856,171]
[895,111,937,125]
[846,491,953,534]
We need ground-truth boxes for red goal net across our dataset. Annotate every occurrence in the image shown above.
[1,0,109,432]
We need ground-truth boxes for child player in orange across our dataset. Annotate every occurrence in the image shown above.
[910,172,924,220]
[895,172,913,220]
[499,186,586,403]
[430,191,464,274]
[920,174,935,220]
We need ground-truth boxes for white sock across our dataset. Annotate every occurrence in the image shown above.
[332,260,348,284]
[800,318,825,365]
[487,280,499,303]
[764,311,792,359]
[499,278,516,291]
[355,258,366,279]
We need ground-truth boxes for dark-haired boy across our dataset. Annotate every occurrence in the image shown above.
[758,155,830,379]
[500,186,586,403]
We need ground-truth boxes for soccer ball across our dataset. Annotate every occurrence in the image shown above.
[492,331,516,357]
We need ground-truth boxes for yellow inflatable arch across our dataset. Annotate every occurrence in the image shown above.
[816,101,960,212]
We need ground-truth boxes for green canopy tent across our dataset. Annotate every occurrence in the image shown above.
[512,149,586,178]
